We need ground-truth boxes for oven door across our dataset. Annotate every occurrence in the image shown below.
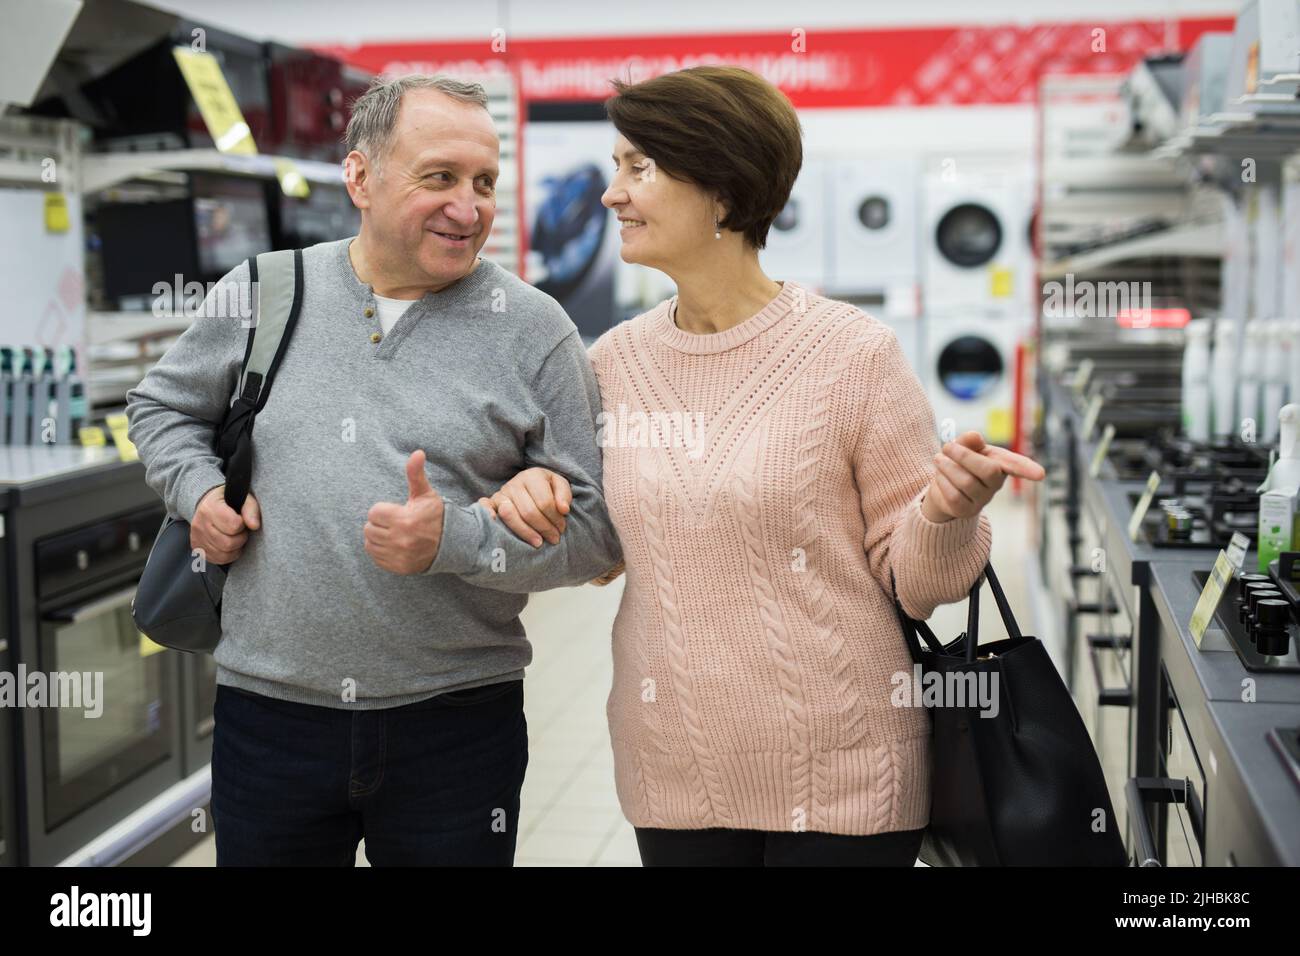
[1160,683,1206,866]
[38,577,172,831]
[182,653,218,775]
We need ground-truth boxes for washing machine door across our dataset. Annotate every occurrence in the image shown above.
[936,333,1004,401]
[935,202,1002,268]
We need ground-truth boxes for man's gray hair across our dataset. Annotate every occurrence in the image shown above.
[345,74,490,166]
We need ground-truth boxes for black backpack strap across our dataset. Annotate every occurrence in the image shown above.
[218,248,303,511]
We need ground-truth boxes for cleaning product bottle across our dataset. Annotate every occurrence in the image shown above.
[1211,319,1238,444]
[1182,319,1212,442]
[1258,403,1300,573]
[1237,318,1265,441]
[1261,321,1290,443]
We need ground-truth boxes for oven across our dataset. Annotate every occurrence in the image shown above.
[35,505,172,830]
[181,653,217,775]
[1127,666,1207,866]
[10,469,185,866]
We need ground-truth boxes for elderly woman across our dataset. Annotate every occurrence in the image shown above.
[484,66,1044,866]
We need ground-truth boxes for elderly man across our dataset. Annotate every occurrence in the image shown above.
[126,75,622,866]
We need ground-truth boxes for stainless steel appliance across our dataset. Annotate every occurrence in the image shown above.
[6,451,184,866]
[1126,667,1208,867]
[180,654,216,776]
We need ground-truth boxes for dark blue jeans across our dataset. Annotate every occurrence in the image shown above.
[211,680,528,866]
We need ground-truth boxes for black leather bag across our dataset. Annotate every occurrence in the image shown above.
[132,249,303,654]
[890,563,1128,866]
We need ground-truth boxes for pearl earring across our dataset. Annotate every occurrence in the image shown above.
[714,214,721,240]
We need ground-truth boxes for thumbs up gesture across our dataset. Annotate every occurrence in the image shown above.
[364,449,446,574]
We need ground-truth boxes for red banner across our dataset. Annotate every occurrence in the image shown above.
[317,17,1234,108]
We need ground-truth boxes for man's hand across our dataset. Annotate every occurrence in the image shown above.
[921,431,1046,523]
[364,450,445,574]
[191,485,260,565]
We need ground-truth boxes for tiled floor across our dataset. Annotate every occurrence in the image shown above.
[172,490,1034,867]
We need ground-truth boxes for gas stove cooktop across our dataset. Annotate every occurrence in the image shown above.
[1108,432,1271,486]
[1129,481,1261,550]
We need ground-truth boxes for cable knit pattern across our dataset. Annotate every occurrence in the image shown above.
[634,445,732,828]
[590,282,992,836]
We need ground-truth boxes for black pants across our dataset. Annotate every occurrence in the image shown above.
[211,680,527,866]
[634,825,925,866]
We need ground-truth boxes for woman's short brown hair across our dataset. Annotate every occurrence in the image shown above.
[605,66,803,250]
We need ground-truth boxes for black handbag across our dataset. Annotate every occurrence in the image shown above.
[890,563,1128,866]
[132,248,303,654]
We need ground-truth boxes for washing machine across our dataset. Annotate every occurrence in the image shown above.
[921,154,1035,317]
[826,154,920,298]
[925,311,1022,447]
[759,158,827,290]
[823,154,923,383]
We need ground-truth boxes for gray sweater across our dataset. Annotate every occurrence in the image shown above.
[126,237,623,709]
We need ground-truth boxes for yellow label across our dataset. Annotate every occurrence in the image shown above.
[1128,471,1161,541]
[172,47,258,155]
[273,158,311,198]
[139,631,166,658]
[78,425,107,446]
[986,407,1012,445]
[1190,551,1235,646]
[44,192,69,233]
[104,413,138,461]
[990,267,1014,299]
[1246,41,1259,95]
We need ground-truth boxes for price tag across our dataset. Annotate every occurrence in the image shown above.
[273,158,311,198]
[1190,551,1236,646]
[172,47,258,155]
[78,425,107,446]
[104,413,138,461]
[44,192,69,233]
[1089,423,1115,477]
[990,267,1013,298]
[1128,471,1161,541]
[1081,393,1104,440]
[1225,531,1250,572]
[986,406,1012,445]
[1072,358,1094,394]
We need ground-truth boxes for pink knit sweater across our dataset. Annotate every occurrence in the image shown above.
[587,282,993,836]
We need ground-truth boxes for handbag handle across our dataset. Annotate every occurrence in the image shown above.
[892,562,1024,663]
[962,564,1024,661]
